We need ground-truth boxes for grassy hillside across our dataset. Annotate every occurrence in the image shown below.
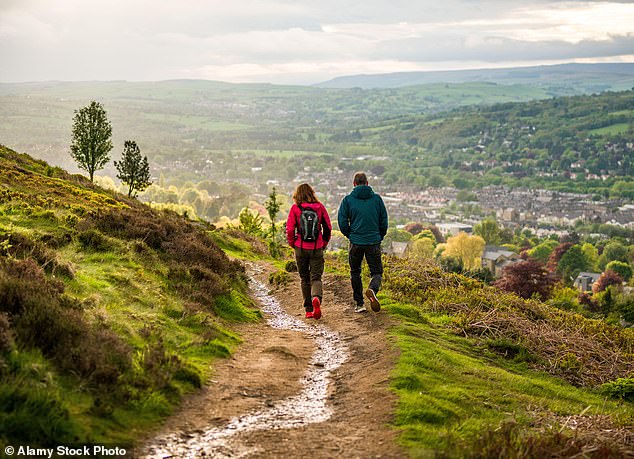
[377,257,633,456]
[0,145,260,449]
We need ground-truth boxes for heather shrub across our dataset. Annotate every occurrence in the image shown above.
[0,313,12,355]
[77,228,117,252]
[1,232,73,278]
[168,265,227,310]
[0,258,131,388]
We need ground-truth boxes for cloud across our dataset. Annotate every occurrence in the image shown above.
[1,0,633,83]
[371,33,634,62]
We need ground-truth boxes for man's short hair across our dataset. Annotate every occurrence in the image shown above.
[353,172,368,186]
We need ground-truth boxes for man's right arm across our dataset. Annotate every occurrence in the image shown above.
[377,196,388,240]
[337,198,350,238]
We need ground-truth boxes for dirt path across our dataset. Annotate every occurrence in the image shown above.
[139,262,404,458]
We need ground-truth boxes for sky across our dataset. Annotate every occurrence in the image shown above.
[1,0,633,85]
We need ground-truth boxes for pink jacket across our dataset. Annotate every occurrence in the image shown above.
[286,202,332,250]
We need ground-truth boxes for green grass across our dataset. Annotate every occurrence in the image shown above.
[229,149,335,158]
[142,113,253,131]
[381,293,634,457]
[590,122,632,135]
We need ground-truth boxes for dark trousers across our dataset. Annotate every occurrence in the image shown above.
[349,243,383,306]
[294,247,324,311]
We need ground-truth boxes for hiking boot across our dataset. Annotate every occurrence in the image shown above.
[312,297,322,320]
[305,311,314,319]
[365,288,380,312]
[354,303,367,313]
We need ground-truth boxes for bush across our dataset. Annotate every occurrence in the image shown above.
[383,258,634,387]
[1,232,73,278]
[0,258,131,389]
[606,260,632,282]
[284,260,298,272]
[600,377,634,401]
[614,293,634,323]
[593,270,623,293]
[268,270,290,287]
[0,313,13,355]
[77,229,116,252]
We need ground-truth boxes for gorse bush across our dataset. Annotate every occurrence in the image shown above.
[600,377,634,402]
[383,257,634,386]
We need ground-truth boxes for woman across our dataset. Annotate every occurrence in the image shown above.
[286,183,332,319]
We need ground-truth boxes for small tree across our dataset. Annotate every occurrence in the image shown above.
[238,207,263,236]
[557,244,590,283]
[593,270,624,294]
[494,259,556,300]
[474,218,501,245]
[70,101,113,181]
[408,237,435,262]
[264,187,281,238]
[606,261,632,282]
[440,232,485,270]
[114,140,152,198]
[546,242,573,272]
[403,222,424,236]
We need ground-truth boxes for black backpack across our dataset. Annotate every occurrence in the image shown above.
[298,204,320,243]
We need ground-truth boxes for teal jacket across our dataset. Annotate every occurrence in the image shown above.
[338,185,388,246]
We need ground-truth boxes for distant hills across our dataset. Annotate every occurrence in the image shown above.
[316,63,634,92]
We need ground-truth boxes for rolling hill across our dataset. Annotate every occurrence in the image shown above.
[316,63,634,91]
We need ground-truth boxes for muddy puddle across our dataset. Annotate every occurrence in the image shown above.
[141,271,349,458]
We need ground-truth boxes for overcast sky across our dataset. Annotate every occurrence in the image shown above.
[1,0,633,85]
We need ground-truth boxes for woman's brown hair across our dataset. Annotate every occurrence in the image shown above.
[293,183,319,205]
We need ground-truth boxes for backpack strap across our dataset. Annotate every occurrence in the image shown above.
[296,203,303,251]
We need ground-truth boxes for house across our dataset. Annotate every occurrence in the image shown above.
[573,272,602,292]
[436,222,473,237]
[384,241,409,258]
[481,246,520,277]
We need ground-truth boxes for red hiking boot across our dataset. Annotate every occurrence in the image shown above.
[312,297,322,320]
[305,311,314,319]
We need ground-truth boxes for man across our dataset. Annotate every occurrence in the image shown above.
[337,172,388,313]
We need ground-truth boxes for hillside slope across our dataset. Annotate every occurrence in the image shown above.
[0,145,260,449]
[367,89,634,196]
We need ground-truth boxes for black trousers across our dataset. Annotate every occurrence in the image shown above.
[294,247,324,311]
[348,243,383,306]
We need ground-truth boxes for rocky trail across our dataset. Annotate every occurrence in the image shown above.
[139,262,403,458]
